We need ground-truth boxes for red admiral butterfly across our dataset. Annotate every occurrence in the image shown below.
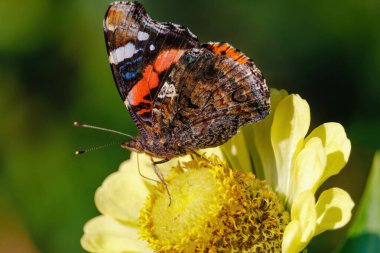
[104,1,270,161]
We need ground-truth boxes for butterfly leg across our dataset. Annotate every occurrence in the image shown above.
[136,153,160,183]
[153,159,170,165]
[150,157,172,206]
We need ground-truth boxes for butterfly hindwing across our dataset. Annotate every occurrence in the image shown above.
[104,2,200,136]
[154,42,270,148]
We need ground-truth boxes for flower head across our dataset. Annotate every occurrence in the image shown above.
[140,156,289,252]
[81,89,354,253]
[224,89,354,252]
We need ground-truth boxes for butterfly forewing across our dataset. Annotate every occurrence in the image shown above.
[104,2,200,136]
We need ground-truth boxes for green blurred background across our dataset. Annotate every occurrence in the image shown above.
[0,0,379,252]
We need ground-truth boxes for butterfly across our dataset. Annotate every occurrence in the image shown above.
[103,1,270,162]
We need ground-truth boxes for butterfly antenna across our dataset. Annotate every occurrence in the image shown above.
[73,121,133,138]
[75,141,123,156]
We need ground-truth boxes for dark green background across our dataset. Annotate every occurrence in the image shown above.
[1,0,379,252]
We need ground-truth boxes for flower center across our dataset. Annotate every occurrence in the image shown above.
[139,157,289,252]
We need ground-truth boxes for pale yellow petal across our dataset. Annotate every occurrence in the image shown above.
[282,220,303,253]
[291,190,316,242]
[292,137,326,201]
[314,187,354,235]
[283,191,316,253]
[271,94,310,199]
[305,122,351,186]
[269,88,290,108]
[95,157,151,222]
[220,132,252,173]
[244,88,289,184]
[81,215,152,253]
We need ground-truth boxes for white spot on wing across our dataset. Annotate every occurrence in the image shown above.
[187,28,197,39]
[109,42,136,64]
[137,31,149,41]
[158,82,177,99]
[124,99,130,108]
[172,23,183,29]
[149,44,155,51]
[106,23,116,32]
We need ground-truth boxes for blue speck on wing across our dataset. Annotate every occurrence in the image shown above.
[125,56,143,65]
[123,72,138,80]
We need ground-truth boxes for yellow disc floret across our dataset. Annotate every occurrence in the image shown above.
[139,156,289,252]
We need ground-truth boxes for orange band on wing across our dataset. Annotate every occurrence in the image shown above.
[128,49,185,115]
[208,43,250,64]
[127,65,158,108]
[154,49,185,73]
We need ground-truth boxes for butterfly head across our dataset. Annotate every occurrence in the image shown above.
[121,136,187,160]
[121,137,145,154]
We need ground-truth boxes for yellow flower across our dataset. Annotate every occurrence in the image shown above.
[81,152,289,252]
[80,89,354,253]
[224,89,354,253]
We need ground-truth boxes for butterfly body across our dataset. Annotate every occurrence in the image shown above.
[104,2,270,160]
